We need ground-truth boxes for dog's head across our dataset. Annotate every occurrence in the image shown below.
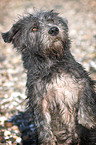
[2,10,70,68]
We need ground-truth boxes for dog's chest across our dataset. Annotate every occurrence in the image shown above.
[43,73,82,125]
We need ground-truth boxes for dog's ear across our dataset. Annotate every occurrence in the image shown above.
[2,31,12,43]
[2,21,23,47]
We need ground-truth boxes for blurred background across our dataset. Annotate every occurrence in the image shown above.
[0,0,96,144]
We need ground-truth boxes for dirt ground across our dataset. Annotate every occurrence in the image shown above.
[0,0,96,144]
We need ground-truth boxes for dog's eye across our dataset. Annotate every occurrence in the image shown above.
[32,26,38,32]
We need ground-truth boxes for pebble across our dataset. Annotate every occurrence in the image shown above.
[90,60,96,69]
[16,137,22,143]
[4,130,11,137]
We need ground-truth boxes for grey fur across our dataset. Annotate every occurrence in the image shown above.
[2,10,96,145]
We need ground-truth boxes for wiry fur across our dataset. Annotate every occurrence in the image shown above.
[2,10,96,144]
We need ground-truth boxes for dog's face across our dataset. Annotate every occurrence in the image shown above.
[2,10,69,63]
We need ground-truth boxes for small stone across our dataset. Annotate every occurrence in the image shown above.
[4,130,11,136]
[4,121,13,128]
[11,126,19,131]
[16,137,22,143]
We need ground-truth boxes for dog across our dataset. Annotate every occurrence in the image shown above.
[2,10,96,144]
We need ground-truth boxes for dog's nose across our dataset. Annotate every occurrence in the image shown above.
[48,27,59,36]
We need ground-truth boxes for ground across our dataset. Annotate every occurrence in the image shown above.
[0,0,96,144]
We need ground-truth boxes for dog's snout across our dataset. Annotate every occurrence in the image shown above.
[48,26,59,36]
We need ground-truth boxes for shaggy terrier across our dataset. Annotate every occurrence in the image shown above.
[2,10,96,145]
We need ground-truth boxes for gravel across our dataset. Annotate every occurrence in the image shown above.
[0,0,96,144]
